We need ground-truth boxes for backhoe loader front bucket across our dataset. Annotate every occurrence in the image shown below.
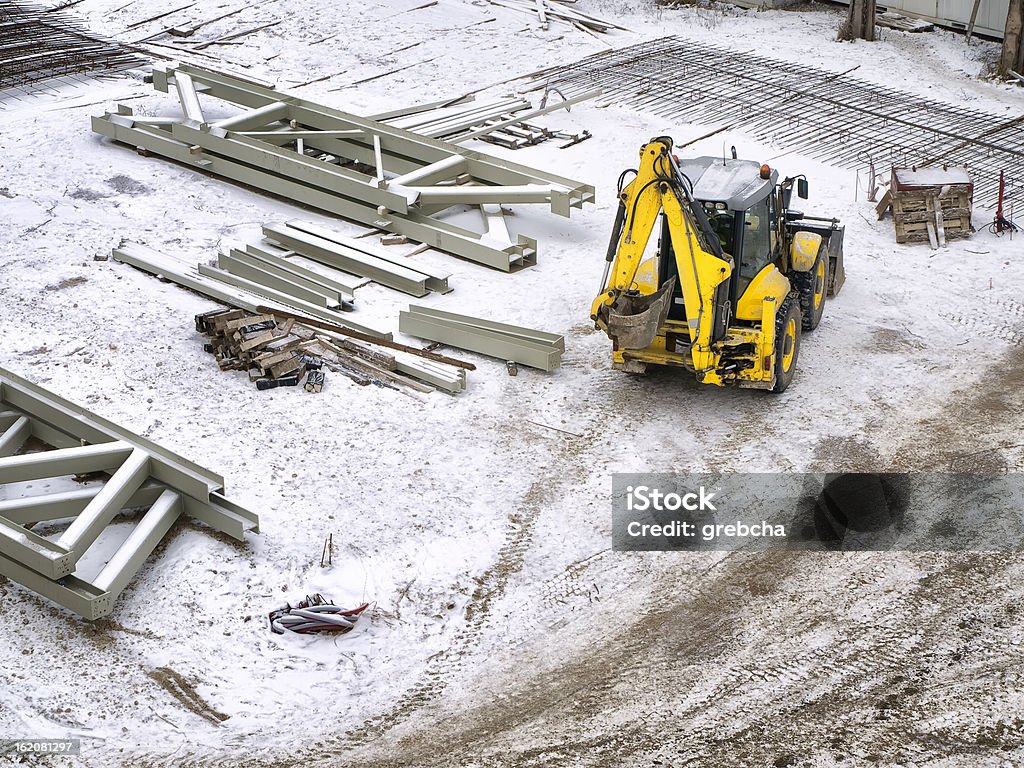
[604,278,676,350]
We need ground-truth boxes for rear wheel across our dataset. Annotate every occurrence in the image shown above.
[792,250,829,331]
[771,296,801,393]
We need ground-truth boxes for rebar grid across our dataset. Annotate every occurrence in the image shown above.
[538,36,1022,210]
[0,1,140,99]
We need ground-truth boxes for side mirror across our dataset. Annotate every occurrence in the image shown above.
[797,178,809,199]
[782,188,792,210]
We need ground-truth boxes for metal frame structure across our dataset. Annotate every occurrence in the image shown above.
[92,62,595,270]
[0,367,259,619]
[399,305,564,371]
[536,35,1023,211]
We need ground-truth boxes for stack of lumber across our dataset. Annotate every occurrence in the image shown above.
[196,308,324,391]
[195,308,469,394]
[399,305,564,372]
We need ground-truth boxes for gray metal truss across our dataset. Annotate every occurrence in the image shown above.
[0,368,260,620]
[91,62,595,271]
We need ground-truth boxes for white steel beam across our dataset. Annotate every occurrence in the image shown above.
[217,251,343,308]
[0,415,31,458]
[93,490,182,595]
[55,448,151,555]
[408,184,566,207]
[173,71,206,126]
[388,155,467,188]
[239,245,360,299]
[0,441,132,484]
[210,100,289,132]
[0,484,164,525]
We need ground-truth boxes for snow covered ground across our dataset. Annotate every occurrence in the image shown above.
[1,1,1023,766]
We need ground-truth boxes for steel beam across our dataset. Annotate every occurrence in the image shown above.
[452,88,601,143]
[174,71,205,126]
[368,93,475,122]
[0,483,164,525]
[0,376,219,500]
[263,223,433,297]
[217,251,342,308]
[94,62,593,267]
[0,551,114,620]
[284,221,452,294]
[92,489,182,595]
[195,263,386,335]
[399,307,563,371]
[154,62,594,212]
[239,245,360,299]
[0,414,30,458]
[388,155,467,187]
[406,183,566,207]
[93,117,534,270]
[0,441,132,484]
[0,516,75,581]
[0,368,261,619]
[405,305,566,350]
[171,120,416,214]
[55,448,150,555]
[210,100,290,132]
[111,242,390,339]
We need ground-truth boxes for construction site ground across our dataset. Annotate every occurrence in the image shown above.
[1,1,1023,766]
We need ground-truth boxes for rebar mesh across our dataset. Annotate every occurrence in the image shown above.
[536,36,1023,211]
[0,1,142,101]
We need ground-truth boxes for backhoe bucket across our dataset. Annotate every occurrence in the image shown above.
[605,277,676,350]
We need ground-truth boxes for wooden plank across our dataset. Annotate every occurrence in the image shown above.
[875,189,892,220]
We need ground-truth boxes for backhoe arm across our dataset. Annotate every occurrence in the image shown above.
[591,138,733,374]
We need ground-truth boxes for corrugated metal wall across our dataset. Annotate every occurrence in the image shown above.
[732,0,1008,40]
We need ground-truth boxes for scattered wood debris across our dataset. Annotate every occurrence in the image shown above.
[484,0,630,34]
[480,122,591,150]
[876,12,934,33]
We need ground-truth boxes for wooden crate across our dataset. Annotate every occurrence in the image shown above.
[890,166,974,247]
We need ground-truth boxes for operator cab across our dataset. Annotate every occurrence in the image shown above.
[658,158,779,323]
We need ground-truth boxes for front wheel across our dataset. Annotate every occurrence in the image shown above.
[771,296,801,393]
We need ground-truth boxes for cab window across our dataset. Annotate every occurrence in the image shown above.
[702,201,735,256]
[739,197,772,290]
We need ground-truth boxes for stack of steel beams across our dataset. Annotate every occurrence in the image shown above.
[263,221,452,298]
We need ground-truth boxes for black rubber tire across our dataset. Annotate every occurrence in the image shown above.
[791,249,829,331]
[771,295,801,394]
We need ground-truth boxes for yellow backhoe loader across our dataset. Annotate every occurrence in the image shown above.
[591,137,845,392]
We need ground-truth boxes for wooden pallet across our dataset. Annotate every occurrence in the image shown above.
[889,166,974,247]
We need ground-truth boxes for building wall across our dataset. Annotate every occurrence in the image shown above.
[728,0,1007,40]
